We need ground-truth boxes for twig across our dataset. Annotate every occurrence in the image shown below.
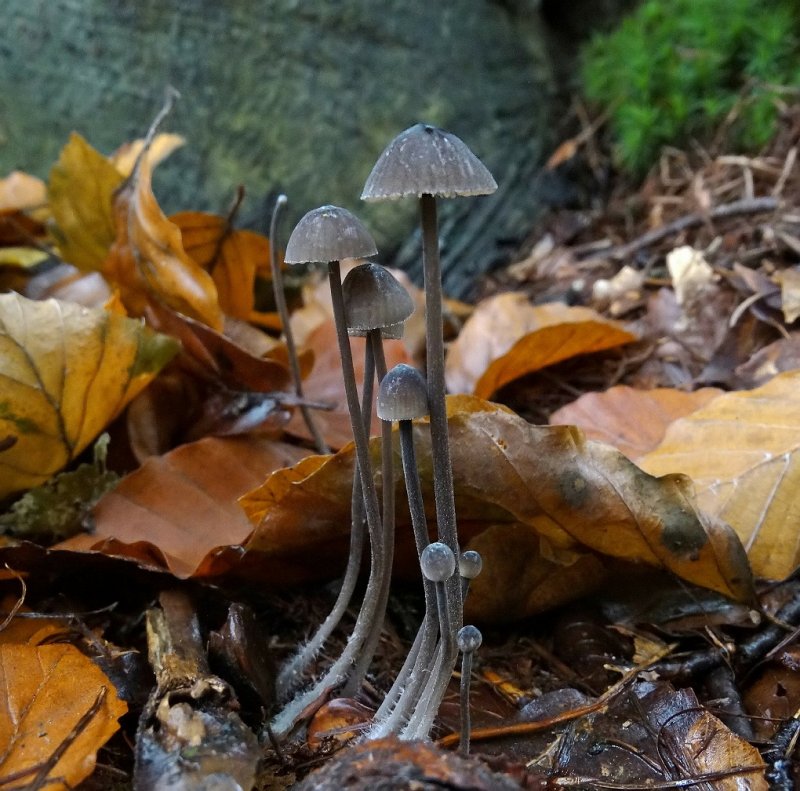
[579,196,779,262]
[551,765,765,789]
[0,567,26,633]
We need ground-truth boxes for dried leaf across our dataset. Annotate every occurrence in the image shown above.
[777,266,800,324]
[103,154,223,329]
[550,386,722,460]
[445,294,635,398]
[57,436,310,578]
[0,293,178,498]
[109,132,185,177]
[0,644,127,790]
[640,369,800,580]
[241,396,753,617]
[48,133,124,271]
[172,211,272,321]
[0,171,46,211]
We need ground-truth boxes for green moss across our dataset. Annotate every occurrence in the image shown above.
[581,0,800,175]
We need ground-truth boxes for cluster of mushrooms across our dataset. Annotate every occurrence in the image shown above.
[269,124,497,752]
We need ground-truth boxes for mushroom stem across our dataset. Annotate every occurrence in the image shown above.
[456,625,482,756]
[269,194,328,455]
[343,330,395,694]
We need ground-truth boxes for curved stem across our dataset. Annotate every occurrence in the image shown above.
[343,331,394,694]
[269,194,328,454]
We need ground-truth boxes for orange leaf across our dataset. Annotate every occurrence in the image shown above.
[0,171,46,211]
[172,211,273,320]
[550,386,722,460]
[103,155,223,329]
[56,436,310,578]
[445,294,636,398]
[0,644,127,790]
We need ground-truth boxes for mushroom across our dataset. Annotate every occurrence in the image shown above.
[362,124,497,623]
[268,194,328,455]
[456,624,482,755]
[458,549,483,601]
[271,205,387,736]
[340,263,414,694]
[367,364,438,737]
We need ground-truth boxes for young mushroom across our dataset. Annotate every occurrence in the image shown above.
[459,549,483,601]
[362,124,497,627]
[457,624,482,755]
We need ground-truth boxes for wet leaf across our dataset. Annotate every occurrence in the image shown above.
[445,294,636,398]
[103,152,223,329]
[0,293,178,498]
[172,211,273,321]
[0,643,127,791]
[242,395,753,618]
[57,436,310,578]
[640,369,800,580]
[550,386,723,460]
[48,133,124,271]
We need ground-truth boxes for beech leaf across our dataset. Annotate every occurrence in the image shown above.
[103,152,224,329]
[48,133,124,271]
[551,386,723,460]
[445,294,636,397]
[640,370,800,580]
[57,436,310,578]
[241,395,753,619]
[0,644,127,791]
[0,293,178,498]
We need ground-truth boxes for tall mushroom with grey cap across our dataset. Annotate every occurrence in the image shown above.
[361,124,497,620]
[271,205,385,736]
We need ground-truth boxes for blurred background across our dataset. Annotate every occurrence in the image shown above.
[1,0,796,297]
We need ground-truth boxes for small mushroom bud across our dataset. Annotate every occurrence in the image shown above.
[342,262,414,337]
[457,624,483,756]
[421,542,456,582]
[458,549,483,600]
[377,364,428,423]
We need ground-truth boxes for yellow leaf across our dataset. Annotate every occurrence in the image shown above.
[0,644,127,791]
[640,370,800,580]
[48,133,124,271]
[104,154,224,329]
[445,294,636,398]
[109,132,185,177]
[0,247,50,268]
[0,292,179,498]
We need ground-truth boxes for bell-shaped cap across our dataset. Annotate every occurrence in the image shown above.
[284,205,377,264]
[343,262,414,335]
[377,363,429,422]
[361,123,497,201]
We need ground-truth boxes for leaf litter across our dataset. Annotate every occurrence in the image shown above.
[1,100,800,789]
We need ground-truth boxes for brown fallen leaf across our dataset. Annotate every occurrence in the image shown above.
[241,395,753,618]
[57,435,310,578]
[444,293,636,398]
[0,643,127,791]
[285,317,412,450]
[550,386,723,460]
[172,210,274,322]
[0,293,179,498]
[640,369,800,580]
[103,149,223,329]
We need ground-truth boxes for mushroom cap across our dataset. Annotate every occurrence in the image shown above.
[284,205,377,264]
[459,550,483,580]
[421,542,456,582]
[377,363,428,421]
[361,123,497,202]
[457,624,483,653]
[343,262,415,334]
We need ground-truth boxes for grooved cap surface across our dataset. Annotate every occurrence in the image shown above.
[361,123,497,201]
[377,363,429,421]
[284,205,377,264]
[343,262,415,332]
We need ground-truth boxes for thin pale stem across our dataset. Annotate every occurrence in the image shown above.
[344,331,394,694]
[269,194,328,454]
[459,650,474,755]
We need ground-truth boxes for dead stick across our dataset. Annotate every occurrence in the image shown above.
[580,196,779,262]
